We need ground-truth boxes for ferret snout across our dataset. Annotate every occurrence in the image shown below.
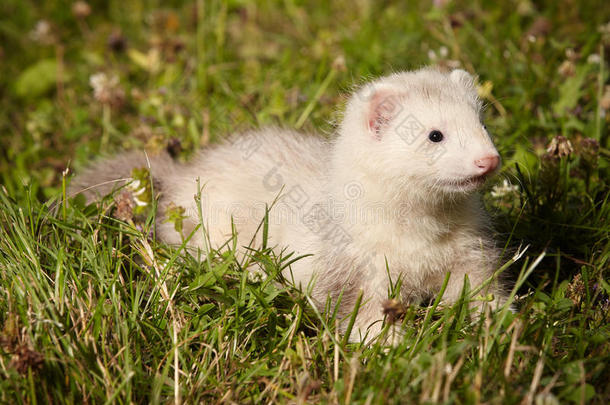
[474,155,500,175]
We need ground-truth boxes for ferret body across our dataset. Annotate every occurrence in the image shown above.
[72,67,508,342]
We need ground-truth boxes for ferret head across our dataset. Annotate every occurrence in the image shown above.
[335,68,500,197]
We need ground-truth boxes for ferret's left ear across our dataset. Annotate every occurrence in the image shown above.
[449,69,476,90]
[367,89,402,140]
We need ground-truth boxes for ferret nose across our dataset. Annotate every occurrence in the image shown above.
[474,155,500,175]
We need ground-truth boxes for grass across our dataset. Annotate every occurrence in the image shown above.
[0,0,609,403]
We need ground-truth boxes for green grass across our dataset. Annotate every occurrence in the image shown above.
[1,0,609,403]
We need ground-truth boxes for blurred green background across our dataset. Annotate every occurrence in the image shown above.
[1,0,608,197]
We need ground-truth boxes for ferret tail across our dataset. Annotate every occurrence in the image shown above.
[69,150,175,202]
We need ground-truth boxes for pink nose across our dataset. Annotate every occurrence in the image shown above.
[474,155,500,175]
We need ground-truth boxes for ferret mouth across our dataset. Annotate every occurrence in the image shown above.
[444,174,489,191]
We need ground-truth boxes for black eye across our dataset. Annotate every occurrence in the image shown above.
[428,130,444,143]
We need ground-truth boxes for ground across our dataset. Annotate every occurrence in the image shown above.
[0,0,609,403]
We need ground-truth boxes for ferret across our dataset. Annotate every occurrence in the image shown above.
[71,67,509,343]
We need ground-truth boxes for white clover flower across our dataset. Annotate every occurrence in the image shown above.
[89,72,124,105]
[438,46,449,58]
[131,186,147,197]
[247,268,267,283]
[128,179,141,190]
[490,179,519,199]
[90,72,116,99]
[133,198,149,207]
[29,20,53,44]
[587,54,601,64]
[123,178,149,207]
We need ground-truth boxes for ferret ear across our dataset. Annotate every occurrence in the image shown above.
[449,69,476,91]
[367,90,402,139]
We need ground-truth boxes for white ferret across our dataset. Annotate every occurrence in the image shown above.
[72,67,509,342]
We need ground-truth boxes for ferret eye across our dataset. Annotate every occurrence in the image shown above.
[428,130,444,143]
